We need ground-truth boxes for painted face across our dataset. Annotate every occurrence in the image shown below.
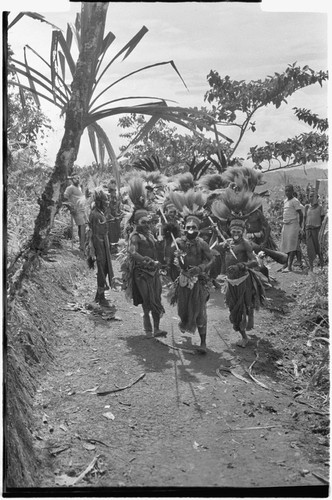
[137,217,151,231]
[230,228,243,242]
[146,189,155,201]
[167,208,177,219]
[184,223,199,240]
[182,182,193,192]
[98,194,109,212]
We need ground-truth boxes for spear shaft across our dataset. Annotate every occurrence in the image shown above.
[207,215,238,261]
[159,207,184,264]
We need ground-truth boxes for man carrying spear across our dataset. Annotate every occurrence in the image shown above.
[211,186,265,347]
[88,187,115,307]
[123,178,167,338]
[167,190,215,354]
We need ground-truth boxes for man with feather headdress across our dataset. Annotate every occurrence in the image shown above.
[88,187,115,308]
[167,189,215,353]
[123,178,167,337]
[211,187,265,347]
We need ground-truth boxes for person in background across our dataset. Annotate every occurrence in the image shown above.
[245,207,277,251]
[157,202,182,281]
[279,185,304,273]
[304,189,326,273]
[88,188,114,307]
[106,180,122,253]
[64,174,87,253]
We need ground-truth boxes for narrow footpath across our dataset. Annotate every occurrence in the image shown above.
[20,243,329,492]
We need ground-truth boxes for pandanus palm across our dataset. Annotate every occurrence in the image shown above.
[8,3,232,257]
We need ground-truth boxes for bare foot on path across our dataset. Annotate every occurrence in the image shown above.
[237,338,249,348]
[153,330,167,338]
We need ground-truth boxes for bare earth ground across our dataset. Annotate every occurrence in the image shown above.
[6,239,329,496]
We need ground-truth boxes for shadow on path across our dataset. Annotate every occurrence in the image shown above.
[120,333,178,373]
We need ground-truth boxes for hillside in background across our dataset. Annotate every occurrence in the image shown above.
[260,165,328,197]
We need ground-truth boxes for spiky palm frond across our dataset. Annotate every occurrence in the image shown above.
[132,155,161,172]
[186,157,211,180]
[8,9,233,190]
[207,149,228,172]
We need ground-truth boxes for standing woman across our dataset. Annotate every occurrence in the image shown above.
[304,188,326,272]
[279,185,304,273]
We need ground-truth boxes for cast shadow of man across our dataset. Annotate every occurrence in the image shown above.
[120,333,178,373]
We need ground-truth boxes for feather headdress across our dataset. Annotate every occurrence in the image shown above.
[220,166,265,192]
[127,177,148,210]
[121,177,150,226]
[176,172,195,192]
[142,171,167,191]
[211,187,262,224]
[198,173,228,192]
[168,188,207,226]
[92,186,109,203]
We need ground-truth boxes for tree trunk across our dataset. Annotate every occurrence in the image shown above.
[30,2,108,253]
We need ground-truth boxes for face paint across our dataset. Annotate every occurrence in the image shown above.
[230,228,243,242]
[137,217,150,232]
[185,224,198,240]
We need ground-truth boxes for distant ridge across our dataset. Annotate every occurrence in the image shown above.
[259,164,328,193]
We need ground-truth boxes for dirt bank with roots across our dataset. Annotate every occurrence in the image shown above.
[5,239,329,494]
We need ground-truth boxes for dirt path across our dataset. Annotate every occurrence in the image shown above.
[28,244,329,491]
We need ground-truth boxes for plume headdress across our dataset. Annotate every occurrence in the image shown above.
[142,171,167,193]
[176,172,195,192]
[168,189,207,228]
[198,173,228,193]
[121,177,150,229]
[211,186,262,231]
[220,166,265,192]
[198,173,229,210]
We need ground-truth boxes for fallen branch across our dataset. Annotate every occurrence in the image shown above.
[153,337,196,355]
[311,337,329,344]
[223,425,278,432]
[246,367,269,389]
[296,399,329,415]
[85,438,110,448]
[246,340,269,390]
[72,455,100,486]
[217,367,250,384]
[97,373,146,396]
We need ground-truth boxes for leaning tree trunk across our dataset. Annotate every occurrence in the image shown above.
[8,3,109,296]
[31,2,108,253]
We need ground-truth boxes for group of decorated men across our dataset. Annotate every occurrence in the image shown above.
[65,166,325,354]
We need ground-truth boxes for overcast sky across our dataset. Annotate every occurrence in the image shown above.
[7,1,329,167]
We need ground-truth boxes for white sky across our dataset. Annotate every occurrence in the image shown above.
[6,0,329,167]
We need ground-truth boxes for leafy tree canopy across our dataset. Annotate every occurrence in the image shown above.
[117,113,233,175]
[204,63,328,170]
